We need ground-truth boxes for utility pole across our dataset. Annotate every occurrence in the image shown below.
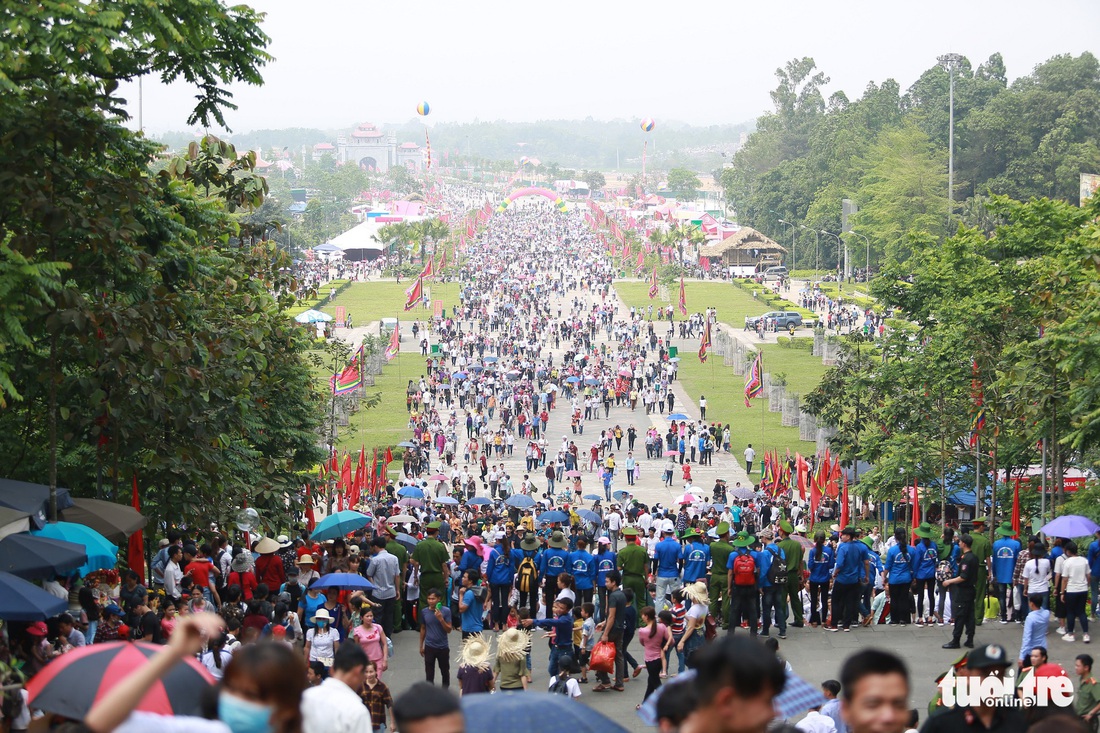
[938,53,963,229]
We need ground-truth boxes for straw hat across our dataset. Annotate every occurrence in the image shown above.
[231,552,252,573]
[496,628,530,663]
[310,608,334,625]
[684,581,709,606]
[254,537,281,555]
[296,555,316,567]
[459,634,492,670]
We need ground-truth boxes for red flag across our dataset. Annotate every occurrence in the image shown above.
[839,475,850,529]
[404,277,423,311]
[349,447,365,508]
[911,480,921,530]
[128,475,145,579]
[635,250,645,272]
[437,247,447,273]
[370,448,378,495]
[384,322,400,361]
[1011,475,1020,537]
[809,473,821,530]
[678,276,687,316]
[648,266,659,298]
[698,318,711,363]
[305,484,316,533]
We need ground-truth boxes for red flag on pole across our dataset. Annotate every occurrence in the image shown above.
[128,475,145,580]
[305,484,316,533]
[384,322,400,361]
[911,479,921,530]
[404,277,423,311]
[648,266,659,298]
[678,276,687,316]
[810,472,821,530]
[698,318,711,363]
[839,475,850,529]
[1011,475,1020,537]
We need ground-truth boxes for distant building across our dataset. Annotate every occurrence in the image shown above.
[334,123,424,172]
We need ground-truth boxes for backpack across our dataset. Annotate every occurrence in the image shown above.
[732,553,757,586]
[549,677,571,696]
[935,559,953,584]
[766,547,788,586]
[516,556,538,593]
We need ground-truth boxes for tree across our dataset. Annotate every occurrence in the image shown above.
[583,170,606,193]
[667,168,701,198]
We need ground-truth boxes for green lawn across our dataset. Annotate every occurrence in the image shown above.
[674,342,827,460]
[615,280,804,327]
[311,281,461,326]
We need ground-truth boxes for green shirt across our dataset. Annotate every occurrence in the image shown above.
[709,541,735,583]
[777,538,804,582]
[387,540,409,571]
[970,533,992,573]
[1077,676,1100,717]
[411,537,450,578]
[617,544,648,576]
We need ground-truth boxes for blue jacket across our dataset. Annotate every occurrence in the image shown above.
[806,545,834,584]
[458,549,482,575]
[680,542,710,583]
[510,547,538,572]
[594,550,617,586]
[992,538,1021,584]
[912,541,939,580]
[533,613,575,649]
[884,545,915,584]
[538,547,569,578]
[654,537,682,578]
[1089,540,1100,577]
[834,541,864,584]
[487,547,515,585]
[568,550,596,590]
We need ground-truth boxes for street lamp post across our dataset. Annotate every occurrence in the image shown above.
[777,219,797,270]
[938,52,963,228]
[821,230,843,289]
[800,225,820,278]
[845,230,871,283]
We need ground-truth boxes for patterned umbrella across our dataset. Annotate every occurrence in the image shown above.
[27,641,215,718]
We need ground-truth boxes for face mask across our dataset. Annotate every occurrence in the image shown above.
[218,692,274,733]
[316,621,327,629]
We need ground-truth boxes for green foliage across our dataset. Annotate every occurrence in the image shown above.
[583,169,606,192]
[724,52,1100,269]
[666,168,701,198]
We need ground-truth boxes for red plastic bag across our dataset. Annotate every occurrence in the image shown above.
[589,640,616,674]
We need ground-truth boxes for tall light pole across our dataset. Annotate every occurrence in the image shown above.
[777,219,797,270]
[938,52,963,228]
[845,229,871,283]
[800,225,820,276]
[821,230,843,289]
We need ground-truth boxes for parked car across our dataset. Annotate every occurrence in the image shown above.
[745,311,803,330]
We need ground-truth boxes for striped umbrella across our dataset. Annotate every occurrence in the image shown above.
[26,641,215,718]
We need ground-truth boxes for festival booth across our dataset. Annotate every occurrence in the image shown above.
[698,227,786,277]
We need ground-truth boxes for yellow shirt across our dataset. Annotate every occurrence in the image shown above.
[520,516,534,532]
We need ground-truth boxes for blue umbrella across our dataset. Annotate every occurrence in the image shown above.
[505,494,536,508]
[1041,514,1100,538]
[470,366,485,373]
[584,377,599,386]
[537,510,569,524]
[613,490,633,501]
[464,691,628,733]
[397,441,419,448]
[30,522,117,577]
[394,533,420,551]
[576,509,602,523]
[484,356,499,363]
[310,510,372,542]
[0,571,69,621]
[0,534,88,580]
[468,497,491,506]
[434,496,459,505]
[667,413,690,421]
[565,376,581,384]
[583,494,603,501]
[312,573,374,591]
[396,486,425,499]
[452,372,468,380]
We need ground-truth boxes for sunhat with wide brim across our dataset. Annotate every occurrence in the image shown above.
[296,555,316,566]
[254,537,282,555]
[683,581,709,606]
[547,530,568,549]
[519,535,540,551]
[310,608,334,624]
[459,634,492,669]
[496,628,530,663]
[913,522,935,539]
[231,553,252,573]
[994,521,1017,537]
[732,531,755,548]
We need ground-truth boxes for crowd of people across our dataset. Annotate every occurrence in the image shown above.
[7,192,1100,733]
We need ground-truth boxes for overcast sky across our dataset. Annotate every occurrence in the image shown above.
[122,0,1100,135]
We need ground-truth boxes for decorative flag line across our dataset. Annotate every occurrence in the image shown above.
[425,128,432,170]
[648,265,659,299]
[331,346,363,394]
[404,277,423,311]
[384,322,400,361]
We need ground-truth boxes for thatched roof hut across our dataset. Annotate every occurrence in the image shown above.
[698,227,787,267]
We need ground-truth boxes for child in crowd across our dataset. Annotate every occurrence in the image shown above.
[548,653,583,699]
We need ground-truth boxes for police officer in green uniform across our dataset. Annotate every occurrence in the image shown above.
[776,520,805,628]
[410,521,450,610]
[383,524,409,631]
[968,517,992,626]
[617,527,650,612]
[708,522,735,628]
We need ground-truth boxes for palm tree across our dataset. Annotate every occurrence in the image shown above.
[377,221,412,268]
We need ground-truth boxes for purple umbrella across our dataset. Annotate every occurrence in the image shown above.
[1040,514,1100,538]
[397,498,424,508]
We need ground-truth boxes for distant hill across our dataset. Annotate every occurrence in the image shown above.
[151,119,754,172]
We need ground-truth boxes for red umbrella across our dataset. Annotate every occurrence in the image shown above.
[26,641,215,718]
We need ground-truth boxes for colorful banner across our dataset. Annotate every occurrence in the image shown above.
[331,346,363,394]
[744,352,763,407]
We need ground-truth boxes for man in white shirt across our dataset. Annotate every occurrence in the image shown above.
[744,444,756,474]
[797,708,837,733]
[606,508,623,551]
[163,545,184,601]
[638,509,653,535]
[302,644,372,733]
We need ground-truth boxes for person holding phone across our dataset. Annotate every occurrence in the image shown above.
[419,588,453,688]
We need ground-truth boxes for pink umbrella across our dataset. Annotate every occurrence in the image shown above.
[565,470,582,478]
[674,493,698,505]
[428,474,449,482]
[664,450,680,457]
[397,498,424,508]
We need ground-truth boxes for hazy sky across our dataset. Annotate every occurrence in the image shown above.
[122,0,1100,135]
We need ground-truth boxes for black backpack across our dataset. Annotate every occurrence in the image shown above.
[766,547,788,586]
[549,677,571,696]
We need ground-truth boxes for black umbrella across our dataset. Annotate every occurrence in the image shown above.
[0,534,88,579]
[61,497,147,542]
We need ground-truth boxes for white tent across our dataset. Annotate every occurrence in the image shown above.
[328,220,385,261]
